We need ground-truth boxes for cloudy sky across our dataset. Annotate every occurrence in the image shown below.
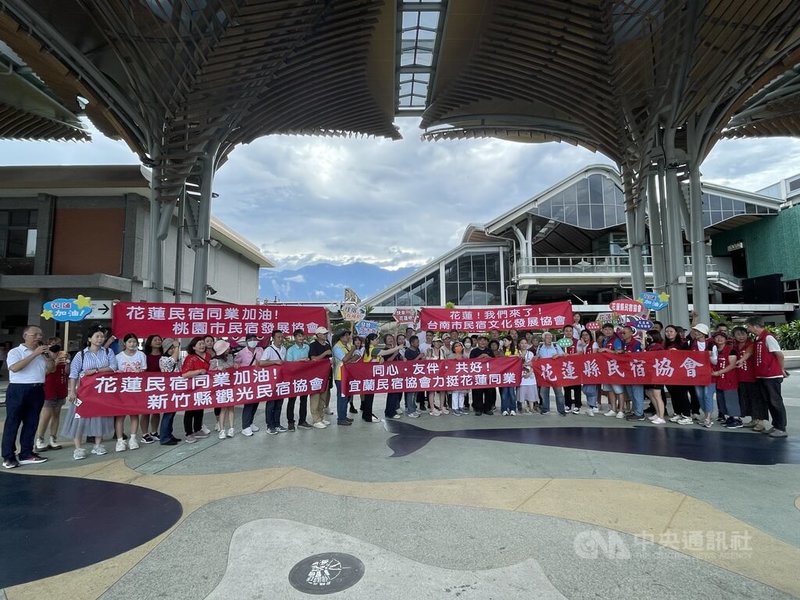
[1,118,799,272]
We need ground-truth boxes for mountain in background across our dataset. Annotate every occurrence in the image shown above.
[259,262,416,303]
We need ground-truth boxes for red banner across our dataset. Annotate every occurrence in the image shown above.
[418,301,573,332]
[112,302,328,338]
[342,357,522,395]
[533,350,712,386]
[75,361,331,417]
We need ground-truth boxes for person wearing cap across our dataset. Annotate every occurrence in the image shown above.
[211,339,236,439]
[745,316,788,437]
[158,338,182,445]
[308,327,333,428]
[236,333,265,436]
[689,323,718,428]
[711,331,742,428]
[260,331,288,434]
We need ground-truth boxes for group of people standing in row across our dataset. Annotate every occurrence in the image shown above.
[336,316,788,441]
[1,313,789,469]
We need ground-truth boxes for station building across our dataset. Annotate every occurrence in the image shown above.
[367,165,799,322]
[0,165,272,347]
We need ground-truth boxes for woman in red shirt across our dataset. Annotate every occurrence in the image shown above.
[712,331,742,428]
[140,334,163,443]
[181,336,212,443]
[34,337,69,451]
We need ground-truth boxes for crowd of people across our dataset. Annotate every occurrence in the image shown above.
[1,313,790,469]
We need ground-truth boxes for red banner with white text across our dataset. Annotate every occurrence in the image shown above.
[418,301,573,332]
[342,357,522,395]
[112,302,328,339]
[75,361,331,417]
[533,350,712,387]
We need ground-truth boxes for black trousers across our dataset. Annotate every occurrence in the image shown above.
[360,394,375,420]
[286,395,308,424]
[472,388,494,413]
[564,385,582,407]
[759,378,787,431]
[183,409,204,435]
[667,385,690,417]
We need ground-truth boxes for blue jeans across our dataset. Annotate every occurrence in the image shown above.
[540,386,565,415]
[2,383,45,461]
[583,384,599,408]
[625,385,645,416]
[404,392,417,415]
[500,386,517,412]
[695,383,716,416]
[386,392,403,418]
[159,412,176,443]
[335,380,349,421]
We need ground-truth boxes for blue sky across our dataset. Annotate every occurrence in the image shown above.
[1,118,799,273]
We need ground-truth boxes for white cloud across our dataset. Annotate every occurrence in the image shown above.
[284,274,305,283]
[2,119,799,274]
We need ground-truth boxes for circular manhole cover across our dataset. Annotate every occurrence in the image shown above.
[288,552,365,595]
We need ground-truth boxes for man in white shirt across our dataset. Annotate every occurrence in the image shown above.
[2,326,55,468]
[261,331,288,434]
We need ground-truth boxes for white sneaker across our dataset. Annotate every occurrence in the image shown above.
[509,410,516,416]
[571,407,580,414]
[677,416,694,425]
[92,444,108,456]
[669,414,681,423]
[242,427,254,437]
[115,439,127,452]
[201,425,211,434]
[586,408,594,416]
[322,419,331,426]
[604,409,617,417]
[648,415,658,422]
[218,430,226,440]
[35,437,48,452]
[652,417,666,424]
[227,428,234,438]
[128,436,140,450]
[250,424,260,433]
[502,410,509,416]
[73,448,88,460]
[312,422,327,429]
[214,423,220,432]
[615,411,625,419]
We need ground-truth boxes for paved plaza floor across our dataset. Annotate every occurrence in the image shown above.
[1,375,799,599]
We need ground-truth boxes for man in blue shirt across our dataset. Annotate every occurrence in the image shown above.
[286,329,311,430]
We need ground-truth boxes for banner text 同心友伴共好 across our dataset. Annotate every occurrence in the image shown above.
[342,357,522,395]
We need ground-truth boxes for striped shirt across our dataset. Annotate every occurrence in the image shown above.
[69,347,118,379]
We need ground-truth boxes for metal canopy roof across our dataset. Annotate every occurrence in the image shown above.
[1,1,800,199]
[0,0,400,200]
[420,0,800,195]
